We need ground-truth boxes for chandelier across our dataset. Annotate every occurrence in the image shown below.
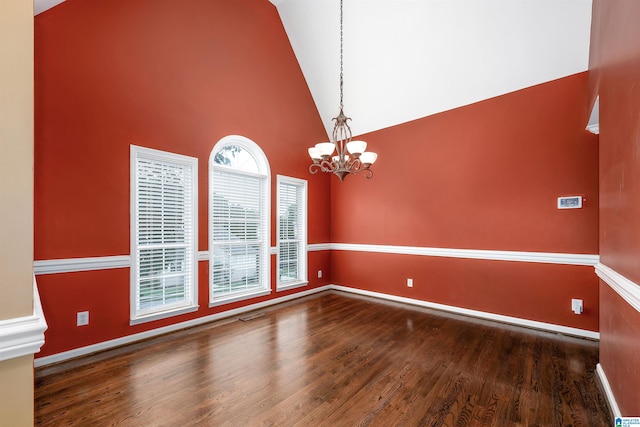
[308,0,377,182]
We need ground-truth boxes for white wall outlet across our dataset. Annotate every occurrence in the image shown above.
[407,278,413,288]
[77,311,89,326]
[571,299,583,315]
[318,270,323,278]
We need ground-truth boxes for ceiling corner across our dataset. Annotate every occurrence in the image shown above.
[34,0,66,15]
[268,0,288,7]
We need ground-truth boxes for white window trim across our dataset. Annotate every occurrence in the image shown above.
[130,145,199,325]
[276,175,308,291]
[209,135,271,307]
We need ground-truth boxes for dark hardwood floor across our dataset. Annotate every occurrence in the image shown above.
[35,291,612,426]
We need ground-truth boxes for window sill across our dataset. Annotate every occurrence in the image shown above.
[130,304,199,326]
[276,280,309,292]
[209,288,271,308]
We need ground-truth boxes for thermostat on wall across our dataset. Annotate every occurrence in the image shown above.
[557,196,583,209]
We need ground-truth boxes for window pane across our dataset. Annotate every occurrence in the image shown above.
[213,145,259,173]
[212,243,262,297]
[137,160,190,245]
[212,171,261,243]
[279,241,299,282]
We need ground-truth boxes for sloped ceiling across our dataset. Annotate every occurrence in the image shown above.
[34,0,64,15]
[271,0,593,138]
[35,0,593,139]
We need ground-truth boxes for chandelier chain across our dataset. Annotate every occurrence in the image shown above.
[339,0,344,110]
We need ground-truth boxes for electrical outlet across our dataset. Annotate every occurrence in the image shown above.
[318,270,323,278]
[571,299,583,315]
[77,311,89,326]
[407,278,413,288]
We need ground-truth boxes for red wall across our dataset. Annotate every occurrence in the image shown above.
[591,0,640,415]
[34,0,606,362]
[599,282,640,415]
[330,72,600,331]
[34,0,331,357]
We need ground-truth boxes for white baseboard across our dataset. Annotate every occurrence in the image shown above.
[331,285,600,340]
[35,284,600,367]
[34,285,331,367]
[596,363,621,418]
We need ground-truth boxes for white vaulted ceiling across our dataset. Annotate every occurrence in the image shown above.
[271,0,593,138]
[34,0,65,15]
[34,0,593,139]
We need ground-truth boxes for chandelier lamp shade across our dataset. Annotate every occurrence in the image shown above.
[308,0,378,182]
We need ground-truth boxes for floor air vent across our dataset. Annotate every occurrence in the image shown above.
[239,312,265,322]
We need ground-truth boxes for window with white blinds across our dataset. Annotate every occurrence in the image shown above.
[209,136,270,305]
[276,175,307,290]
[130,146,198,324]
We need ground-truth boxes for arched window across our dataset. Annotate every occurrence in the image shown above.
[209,136,270,305]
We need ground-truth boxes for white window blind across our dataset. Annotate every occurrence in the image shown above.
[209,137,270,305]
[131,146,198,323]
[277,175,307,289]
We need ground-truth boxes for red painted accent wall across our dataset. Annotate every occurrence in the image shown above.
[34,0,605,361]
[592,4,640,284]
[591,0,640,416]
[332,252,599,331]
[331,73,600,330]
[599,282,640,415]
[34,0,331,357]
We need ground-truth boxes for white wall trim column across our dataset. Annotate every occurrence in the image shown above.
[0,277,48,362]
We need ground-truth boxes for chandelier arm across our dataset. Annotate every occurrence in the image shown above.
[345,157,358,171]
[310,162,336,175]
[337,165,374,179]
[324,159,336,171]
[346,160,373,178]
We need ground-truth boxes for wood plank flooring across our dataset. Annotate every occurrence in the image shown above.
[35,291,612,426]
